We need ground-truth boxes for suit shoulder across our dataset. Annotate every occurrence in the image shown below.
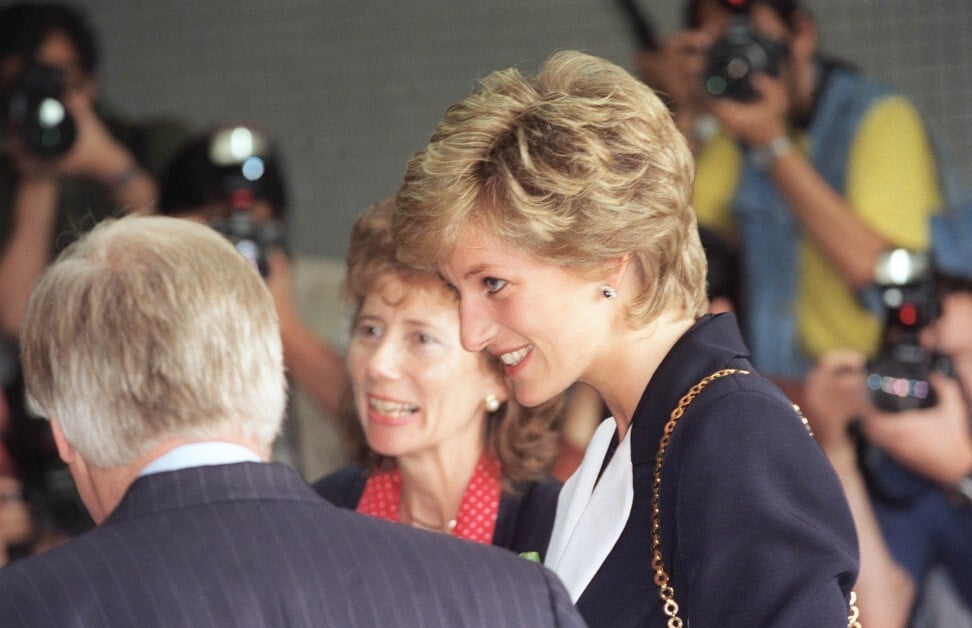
[325,510,585,626]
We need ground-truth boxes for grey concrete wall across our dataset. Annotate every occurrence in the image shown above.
[59,0,972,258]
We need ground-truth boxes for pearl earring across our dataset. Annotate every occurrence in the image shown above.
[601,285,617,299]
[484,394,501,413]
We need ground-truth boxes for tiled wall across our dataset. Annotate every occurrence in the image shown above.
[74,0,970,257]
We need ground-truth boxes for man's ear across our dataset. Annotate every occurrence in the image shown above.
[49,419,77,465]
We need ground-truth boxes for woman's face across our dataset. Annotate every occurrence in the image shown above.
[439,222,615,408]
[347,274,505,461]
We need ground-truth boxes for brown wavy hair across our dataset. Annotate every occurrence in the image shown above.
[341,198,562,490]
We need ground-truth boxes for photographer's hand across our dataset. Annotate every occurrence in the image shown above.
[707,73,788,148]
[53,92,157,213]
[707,69,892,289]
[802,349,868,456]
[5,91,157,213]
[862,372,972,486]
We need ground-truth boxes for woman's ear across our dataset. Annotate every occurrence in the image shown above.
[603,254,632,294]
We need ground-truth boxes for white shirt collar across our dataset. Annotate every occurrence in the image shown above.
[544,418,634,602]
[137,442,262,477]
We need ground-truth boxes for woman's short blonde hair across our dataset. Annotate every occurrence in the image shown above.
[343,199,561,487]
[20,215,286,468]
[394,50,708,325]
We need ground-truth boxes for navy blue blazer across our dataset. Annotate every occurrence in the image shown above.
[575,314,859,627]
[314,466,561,560]
[0,462,586,628]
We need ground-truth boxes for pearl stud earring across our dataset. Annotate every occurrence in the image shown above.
[485,394,501,413]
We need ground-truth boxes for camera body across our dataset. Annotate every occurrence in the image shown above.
[703,1,786,101]
[206,125,286,277]
[1,62,76,158]
[211,200,285,278]
[866,249,941,412]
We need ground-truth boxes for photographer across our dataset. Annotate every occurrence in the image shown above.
[803,206,972,627]
[0,3,184,338]
[159,124,349,432]
[0,2,186,556]
[635,0,942,386]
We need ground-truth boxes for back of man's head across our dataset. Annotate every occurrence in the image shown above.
[20,215,286,468]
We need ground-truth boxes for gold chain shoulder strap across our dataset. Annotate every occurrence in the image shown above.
[649,369,861,628]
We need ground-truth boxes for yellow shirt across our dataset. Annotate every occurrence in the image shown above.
[694,97,941,360]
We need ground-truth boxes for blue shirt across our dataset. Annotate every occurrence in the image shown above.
[138,442,261,477]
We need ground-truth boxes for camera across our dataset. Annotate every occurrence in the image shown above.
[703,0,786,102]
[1,62,76,158]
[207,125,286,277]
[211,200,285,278]
[866,249,942,412]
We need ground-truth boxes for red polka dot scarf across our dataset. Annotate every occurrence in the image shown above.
[356,453,502,544]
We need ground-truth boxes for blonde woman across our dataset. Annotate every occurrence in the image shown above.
[392,50,859,627]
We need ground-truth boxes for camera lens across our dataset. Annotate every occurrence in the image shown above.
[704,17,783,102]
[2,64,77,158]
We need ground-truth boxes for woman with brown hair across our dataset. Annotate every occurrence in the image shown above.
[313,199,562,558]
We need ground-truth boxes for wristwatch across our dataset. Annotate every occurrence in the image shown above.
[749,135,794,170]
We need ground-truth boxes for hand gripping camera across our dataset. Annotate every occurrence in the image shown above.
[866,249,942,412]
[703,0,787,101]
[1,62,76,158]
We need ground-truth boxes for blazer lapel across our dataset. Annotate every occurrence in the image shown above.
[544,418,634,602]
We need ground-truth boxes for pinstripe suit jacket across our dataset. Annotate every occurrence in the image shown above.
[0,462,586,627]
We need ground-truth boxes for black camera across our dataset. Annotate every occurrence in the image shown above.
[211,205,285,278]
[207,125,286,277]
[1,62,76,158]
[703,1,786,101]
[866,249,942,412]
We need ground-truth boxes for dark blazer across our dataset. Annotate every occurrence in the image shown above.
[314,466,560,559]
[0,462,586,628]
[575,314,859,627]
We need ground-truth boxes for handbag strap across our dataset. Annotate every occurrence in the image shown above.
[649,368,862,628]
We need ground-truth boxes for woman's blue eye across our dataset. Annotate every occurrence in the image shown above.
[484,277,507,293]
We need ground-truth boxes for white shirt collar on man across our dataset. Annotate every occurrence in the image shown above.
[137,442,262,477]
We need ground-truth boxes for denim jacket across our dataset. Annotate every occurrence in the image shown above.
[733,67,895,379]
